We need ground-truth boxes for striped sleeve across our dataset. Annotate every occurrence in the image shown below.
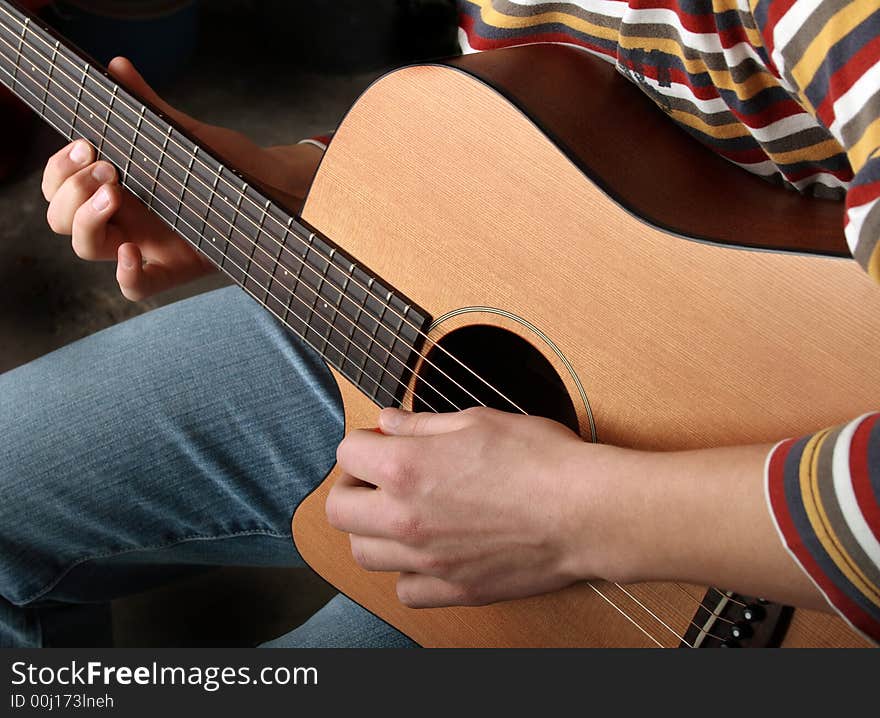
[766,415,880,640]
[751,0,880,278]
[753,1,880,641]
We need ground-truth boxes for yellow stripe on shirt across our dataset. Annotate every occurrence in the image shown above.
[800,430,880,607]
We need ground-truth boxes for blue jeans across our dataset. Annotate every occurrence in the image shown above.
[0,286,415,648]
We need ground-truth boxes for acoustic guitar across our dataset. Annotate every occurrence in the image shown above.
[2,0,877,647]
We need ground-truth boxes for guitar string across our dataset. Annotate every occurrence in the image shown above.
[604,583,694,647]
[0,21,517,422]
[632,584,732,641]
[671,583,742,620]
[0,21,701,652]
[0,53,497,422]
[0,61,455,417]
[0,43,675,651]
[0,15,692,649]
[584,584,666,647]
[625,578,741,629]
[708,586,747,608]
[678,584,747,609]
[0,5,530,421]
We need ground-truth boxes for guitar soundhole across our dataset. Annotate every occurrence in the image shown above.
[412,324,580,434]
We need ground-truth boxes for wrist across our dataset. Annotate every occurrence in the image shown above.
[559,442,777,587]
[559,439,824,609]
[265,142,324,203]
[557,443,653,584]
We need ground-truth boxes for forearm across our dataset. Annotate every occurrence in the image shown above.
[566,442,828,611]
[261,142,325,210]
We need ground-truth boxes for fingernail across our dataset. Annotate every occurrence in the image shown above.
[380,408,403,430]
[91,163,115,184]
[91,187,110,211]
[120,252,135,270]
[69,140,90,165]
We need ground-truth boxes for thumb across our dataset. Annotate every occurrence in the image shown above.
[107,56,200,133]
[378,408,471,436]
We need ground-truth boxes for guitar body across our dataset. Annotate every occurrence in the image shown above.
[292,45,877,647]
[1,0,872,648]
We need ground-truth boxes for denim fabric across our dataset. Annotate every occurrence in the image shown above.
[0,286,414,648]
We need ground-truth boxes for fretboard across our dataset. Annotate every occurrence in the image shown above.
[0,1,430,408]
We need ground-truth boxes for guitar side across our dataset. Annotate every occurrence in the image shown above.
[292,46,877,647]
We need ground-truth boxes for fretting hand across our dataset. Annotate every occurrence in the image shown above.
[41,57,322,300]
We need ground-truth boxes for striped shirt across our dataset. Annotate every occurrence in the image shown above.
[457,0,880,642]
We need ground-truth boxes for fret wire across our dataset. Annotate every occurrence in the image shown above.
[381,295,406,383]
[1,12,665,631]
[356,277,377,388]
[201,161,222,241]
[4,13,478,413]
[305,243,330,345]
[317,247,339,355]
[284,231,315,325]
[40,37,57,114]
[0,52,458,421]
[246,199,271,282]
[1,52,69,142]
[0,8,517,420]
[149,125,173,210]
[230,261,405,409]
[371,290,393,398]
[0,39,424,398]
[172,144,197,237]
[0,32,441,407]
[221,180,246,270]
[98,84,117,158]
[0,14,430,374]
[71,62,88,138]
[123,105,145,183]
[11,16,26,90]
[341,262,361,375]
[265,217,293,305]
[0,56,418,408]
[331,258,353,358]
[0,57,394,400]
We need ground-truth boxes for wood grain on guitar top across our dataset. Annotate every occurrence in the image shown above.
[292,46,877,647]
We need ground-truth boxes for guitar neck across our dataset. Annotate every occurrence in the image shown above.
[0,0,429,407]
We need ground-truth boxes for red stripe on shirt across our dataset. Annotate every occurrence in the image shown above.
[760,0,798,56]
[815,33,880,127]
[767,440,880,638]
[850,414,880,544]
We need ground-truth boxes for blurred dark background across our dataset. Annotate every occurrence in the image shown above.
[0,0,458,646]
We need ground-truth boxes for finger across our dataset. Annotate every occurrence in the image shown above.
[46,161,117,235]
[107,57,200,133]
[335,428,428,492]
[325,473,391,536]
[349,534,431,574]
[70,183,124,260]
[396,573,477,609]
[378,408,473,437]
[115,243,188,301]
[42,140,94,201]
